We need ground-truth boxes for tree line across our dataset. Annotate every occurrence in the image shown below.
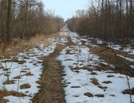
[67,0,134,44]
[0,0,64,43]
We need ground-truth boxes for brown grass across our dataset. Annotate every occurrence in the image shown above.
[0,39,31,59]
[95,94,104,97]
[102,81,112,84]
[90,71,97,75]
[13,75,21,79]
[107,75,115,78]
[2,59,26,64]
[0,33,68,59]
[20,83,31,89]
[30,33,68,47]
[32,44,66,103]
[84,92,93,97]
[0,33,69,102]
[0,89,26,102]
[90,46,122,67]
[29,34,52,47]
[90,78,107,91]
[71,86,81,88]
[90,78,99,86]
[3,79,15,85]
[122,87,134,95]
[70,66,80,71]
[25,72,33,76]
[88,44,134,76]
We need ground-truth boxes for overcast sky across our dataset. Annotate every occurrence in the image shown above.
[41,0,89,20]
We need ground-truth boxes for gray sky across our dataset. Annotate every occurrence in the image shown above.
[41,0,89,20]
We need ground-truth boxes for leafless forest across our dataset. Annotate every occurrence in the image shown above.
[0,0,64,43]
[67,0,134,44]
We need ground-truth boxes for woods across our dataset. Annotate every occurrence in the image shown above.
[0,1,134,103]
[0,0,64,43]
[67,0,134,44]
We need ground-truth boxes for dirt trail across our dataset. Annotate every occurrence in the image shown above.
[32,28,134,103]
[32,44,66,103]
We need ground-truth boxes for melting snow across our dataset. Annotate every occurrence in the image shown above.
[0,26,134,103]
[0,35,68,103]
[57,26,134,103]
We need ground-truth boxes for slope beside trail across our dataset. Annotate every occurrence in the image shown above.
[56,27,134,103]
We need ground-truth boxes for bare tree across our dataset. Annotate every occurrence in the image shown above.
[0,0,7,42]
[6,0,12,43]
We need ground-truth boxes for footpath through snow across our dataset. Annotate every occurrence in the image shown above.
[0,26,134,103]
[57,27,134,103]
[0,34,68,102]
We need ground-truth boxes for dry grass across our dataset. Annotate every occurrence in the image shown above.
[29,34,52,47]
[90,78,99,86]
[0,90,26,97]
[32,44,66,103]
[0,33,68,102]
[102,81,112,84]
[3,79,15,85]
[95,94,104,97]
[0,33,68,59]
[90,71,97,75]
[71,86,81,88]
[25,72,33,76]
[84,92,104,98]
[47,32,68,38]
[20,83,31,89]
[84,92,93,97]
[13,75,21,79]
[122,87,134,95]
[70,66,80,71]
[0,43,5,55]
[88,44,134,76]
[0,39,31,59]
[30,33,68,47]
[0,88,26,102]
[90,77,107,91]
[2,59,26,64]
[90,46,121,67]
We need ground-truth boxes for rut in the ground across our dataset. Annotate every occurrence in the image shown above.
[32,45,66,103]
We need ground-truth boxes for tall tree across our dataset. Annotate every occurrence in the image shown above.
[0,0,7,42]
[22,0,28,39]
[7,0,12,43]
[132,0,134,38]
[129,0,133,38]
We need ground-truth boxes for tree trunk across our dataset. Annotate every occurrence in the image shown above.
[22,0,28,39]
[130,0,133,39]
[116,0,119,41]
[132,0,134,39]
[126,0,129,41]
[7,0,12,43]
[119,0,122,40]
[1,0,6,42]
[101,0,104,39]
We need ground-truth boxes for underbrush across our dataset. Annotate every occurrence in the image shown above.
[0,32,68,102]
[89,44,134,76]
[0,33,68,59]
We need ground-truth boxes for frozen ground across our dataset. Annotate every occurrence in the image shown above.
[57,27,134,103]
[0,26,134,103]
[0,36,68,103]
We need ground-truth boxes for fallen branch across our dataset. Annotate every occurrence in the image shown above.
[108,47,134,75]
